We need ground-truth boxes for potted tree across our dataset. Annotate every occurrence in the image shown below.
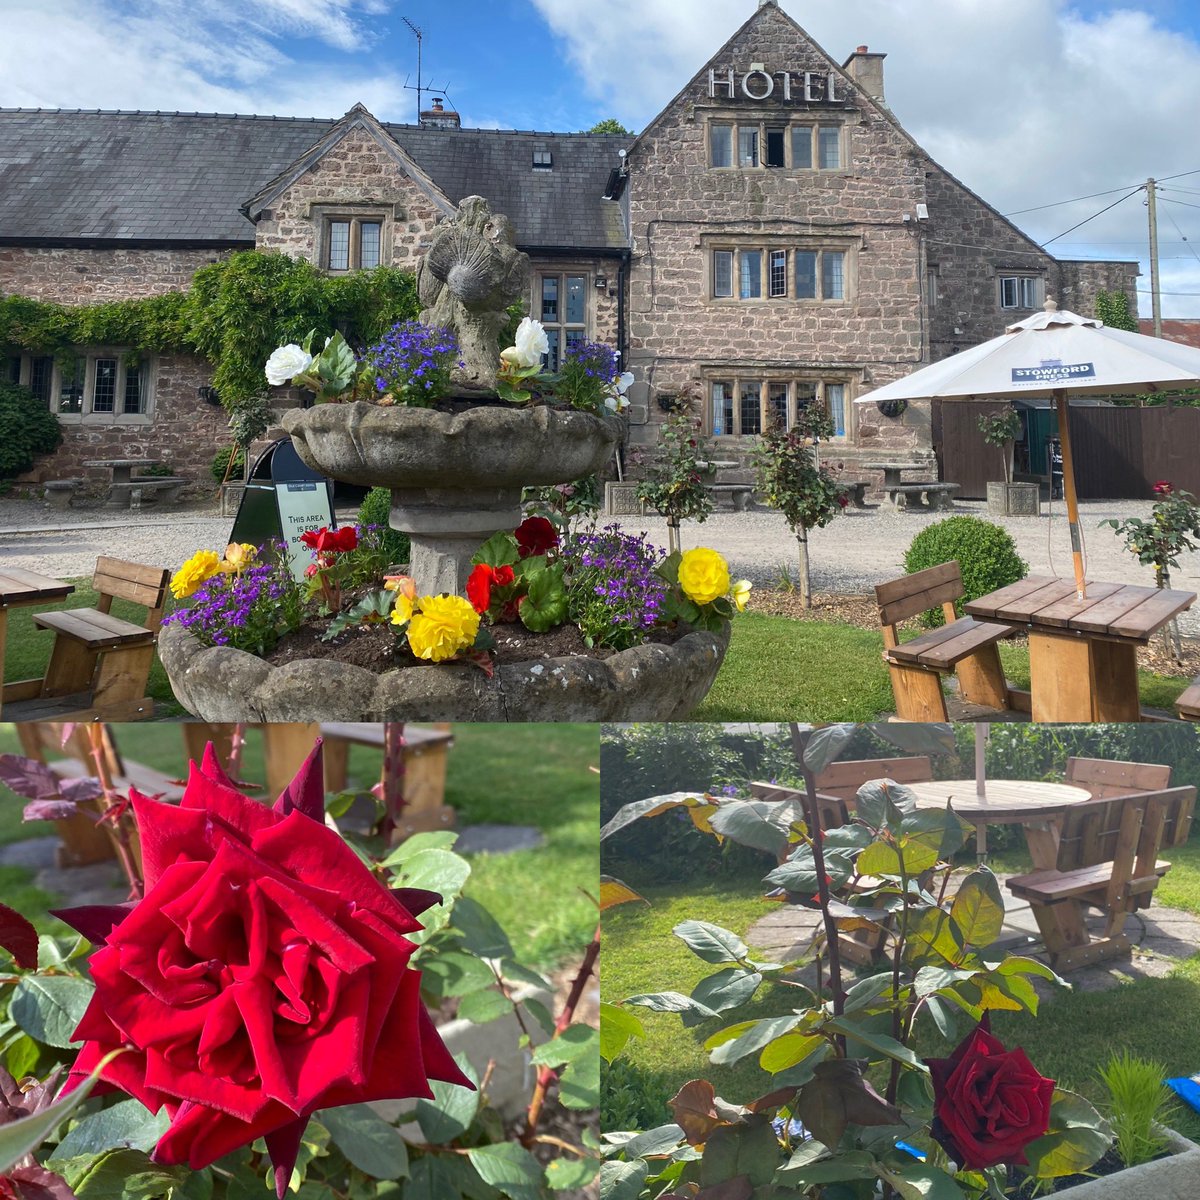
[979,405,1040,515]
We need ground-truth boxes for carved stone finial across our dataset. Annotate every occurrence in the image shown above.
[416,196,531,392]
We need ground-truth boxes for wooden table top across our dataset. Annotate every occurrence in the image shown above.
[84,458,157,468]
[0,567,74,607]
[965,575,1195,643]
[908,779,1092,822]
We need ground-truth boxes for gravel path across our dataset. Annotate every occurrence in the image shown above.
[2,494,1197,637]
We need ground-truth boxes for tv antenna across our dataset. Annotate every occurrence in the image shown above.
[401,17,455,124]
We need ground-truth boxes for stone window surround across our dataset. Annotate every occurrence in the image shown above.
[308,201,400,273]
[702,368,856,440]
[705,112,848,172]
[703,234,857,304]
[534,267,593,368]
[11,348,157,425]
[996,271,1045,311]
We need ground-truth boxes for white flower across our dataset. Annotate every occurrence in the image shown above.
[265,343,313,386]
[615,371,635,395]
[501,317,549,369]
[603,370,635,412]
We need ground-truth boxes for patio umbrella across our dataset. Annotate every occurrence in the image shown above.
[855,300,1200,598]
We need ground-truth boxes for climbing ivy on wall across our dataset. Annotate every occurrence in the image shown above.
[1094,289,1138,333]
[0,250,420,415]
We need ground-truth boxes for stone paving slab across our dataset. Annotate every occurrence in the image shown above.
[747,873,1200,996]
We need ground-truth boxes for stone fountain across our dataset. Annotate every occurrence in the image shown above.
[159,197,728,720]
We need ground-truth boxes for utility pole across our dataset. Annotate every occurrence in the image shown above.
[1147,177,1162,339]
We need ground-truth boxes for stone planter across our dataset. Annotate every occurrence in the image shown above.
[986,480,1041,516]
[282,402,623,594]
[158,620,729,723]
[1057,1126,1200,1197]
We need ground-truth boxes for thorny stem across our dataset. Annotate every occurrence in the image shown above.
[789,726,844,1047]
[521,920,600,1148]
[379,723,406,841]
[227,723,247,782]
[886,865,911,1106]
[86,726,143,900]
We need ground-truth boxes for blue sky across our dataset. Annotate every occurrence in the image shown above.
[4,0,1200,315]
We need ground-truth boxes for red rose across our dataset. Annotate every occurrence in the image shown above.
[1154,480,1174,496]
[514,516,558,558]
[927,1022,1054,1169]
[300,526,358,554]
[55,742,471,1194]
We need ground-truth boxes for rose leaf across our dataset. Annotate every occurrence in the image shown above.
[0,901,39,969]
[465,1142,545,1200]
[415,1053,480,1143]
[794,1060,903,1151]
[599,1160,649,1200]
[10,975,95,1049]
[319,1103,410,1181]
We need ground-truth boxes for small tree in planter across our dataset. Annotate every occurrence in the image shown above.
[978,405,1039,515]
[636,405,715,555]
[752,417,845,608]
[1102,480,1200,660]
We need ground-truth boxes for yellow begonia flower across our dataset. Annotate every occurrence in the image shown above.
[732,579,753,612]
[220,542,258,573]
[170,550,222,600]
[678,547,731,606]
[406,594,481,663]
[389,591,416,626]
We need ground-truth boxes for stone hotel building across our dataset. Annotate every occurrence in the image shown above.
[0,0,1137,486]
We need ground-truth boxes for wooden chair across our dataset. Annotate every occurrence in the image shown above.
[1064,756,1172,797]
[1175,677,1200,721]
[875,561,1015,721]
[750,757,935,965]
[32,558,169,721]
[1006,785,1195,971]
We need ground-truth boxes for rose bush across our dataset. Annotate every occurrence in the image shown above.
[56,743,470,1190]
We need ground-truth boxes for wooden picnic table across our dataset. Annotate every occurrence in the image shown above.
[0,568,75,717]
[964,575,1196,722]
[907,778,1092,862]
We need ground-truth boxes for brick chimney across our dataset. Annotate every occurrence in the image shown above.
[419,97,461,129]
[842,45,886,102]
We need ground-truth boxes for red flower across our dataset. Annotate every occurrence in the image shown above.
[54,743,471,1195]
[466,562,513,613]
[927,1021,1054,1169]
[514,516,558,559]
[1154,480,1174,496]
[300,525,358,554]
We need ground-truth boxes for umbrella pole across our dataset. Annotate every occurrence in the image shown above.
[1054,389,1087,599]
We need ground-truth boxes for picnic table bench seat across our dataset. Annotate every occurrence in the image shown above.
[876,561,1016,721]
[43,479,84,510]
[704,482,755,511]
[886,482,959,511]
[109,476,187,508]
[1176,677,1200,720]
[837,480,870,508]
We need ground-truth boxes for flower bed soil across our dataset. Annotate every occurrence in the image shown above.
[264,614,683,673]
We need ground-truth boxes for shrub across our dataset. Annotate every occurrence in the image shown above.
[904,515,1027,627]
[600,1057,673,1132]
[1099,1051,1177,1166]
[0,380,62,479]
[210,446,246,482]
[357,486,410,566]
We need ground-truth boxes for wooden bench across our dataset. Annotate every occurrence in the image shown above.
[751,756,935,964]
[885,482,960,511]
[31,557,170,721]
[43,479,84,510]
[876,561,1015,721]
[704,483,755,511]
[1006,785,1195,971]
[1176,677,1200,721]
[108,476,187,508]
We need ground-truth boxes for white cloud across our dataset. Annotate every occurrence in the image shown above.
[528,0,1200,315]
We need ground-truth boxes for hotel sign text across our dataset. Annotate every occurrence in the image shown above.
[708,68,843,103]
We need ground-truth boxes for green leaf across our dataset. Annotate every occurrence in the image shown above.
[600,793,707,841]
[802,725,857,775]
[473,531,521,570]
[869,722,956,759]
[599,1003,645,1063]
[904,908,967,969]
[452,896,514,960]
[876,1159,964,1200]
[623,991,719,1021]
[546,1157,600,1191]
[378,831,460,869]
[709,1014,803,1066]
[4,1033,39,1081]
[708,801,789,858]
[690,969,763,1016]
[599,1160,648,1200]
[842,972,896,1013]
[759,1032,825,1074]
[390,848,470,900]
[673,921,748,964]
[466,1143,546,1200]
[532,1025,597,1068]
[11,974,94,1049]
[560,1049,600,1110]
[824,1020,928,1071]
[320,1103,410,1180]
[414,1053,480,1143]
[420,950,497,999]
[407,1156,465,1200]
[699,1119,779,1189]
[618,1123,685,1160]
[48,1097,170,1163]
[1022,1088,1112,1180]
[950,869,1006,948]
[457,988,514,1024]
[0,1051,116,1173]
[794,1060,902,1151]
[61,1148,185,1199]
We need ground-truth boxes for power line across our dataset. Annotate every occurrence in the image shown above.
[1003,183,1147,217]
[1040,187,1145,247]
[1159,196,1200,213]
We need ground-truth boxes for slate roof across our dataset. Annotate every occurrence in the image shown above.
[0,109,630,251]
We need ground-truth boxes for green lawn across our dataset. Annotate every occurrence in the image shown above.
[602,852,1200,1140]
[692,613,1190,721]
[0,722,599,971]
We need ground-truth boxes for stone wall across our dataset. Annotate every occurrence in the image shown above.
[252,126,444,268]
[624,2,932,477]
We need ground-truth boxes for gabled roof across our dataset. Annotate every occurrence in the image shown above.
[0,108,631,250]
[242,103,455,221]
[1141,319,1200,349]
